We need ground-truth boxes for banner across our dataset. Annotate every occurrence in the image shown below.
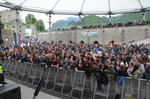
[25,29,32,36]
[81,32,97,37]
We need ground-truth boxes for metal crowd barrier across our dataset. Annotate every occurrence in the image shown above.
[71,70,86,99]
[53,68,66,93]
[1,59,150,99]
[61,69,73,95]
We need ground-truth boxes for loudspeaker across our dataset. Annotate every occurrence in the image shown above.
[0,40,3,44]
[0,74,4,84]
[0,82,21,99]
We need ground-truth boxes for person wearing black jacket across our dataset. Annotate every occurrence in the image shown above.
[117,65,129,77]
[94,63,109,89]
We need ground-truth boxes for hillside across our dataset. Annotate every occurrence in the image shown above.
[52,11,150,29]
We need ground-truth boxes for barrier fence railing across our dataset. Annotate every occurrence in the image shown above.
[1,59,150,99]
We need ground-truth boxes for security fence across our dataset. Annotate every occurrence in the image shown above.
[1,59,150,99]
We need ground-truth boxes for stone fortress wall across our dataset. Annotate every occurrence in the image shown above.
[0,10,20,23]
[38,25,150,44]
[0,10,37,45]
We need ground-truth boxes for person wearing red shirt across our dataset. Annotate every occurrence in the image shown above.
[51,57,61,68]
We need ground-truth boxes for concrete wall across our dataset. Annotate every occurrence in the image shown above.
[37,25,150,44]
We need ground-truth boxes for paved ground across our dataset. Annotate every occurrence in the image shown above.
[5,79,61,99]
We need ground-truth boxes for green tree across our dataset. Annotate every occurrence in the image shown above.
[100,17,109,24]
[145,12,150,21]
[81,15,101,26]
[68,21,76,27]
[25,14,45,31]
[25,14,37,24]
[52,20,68,28]
[111,11,150,23]
[37,19,45,31]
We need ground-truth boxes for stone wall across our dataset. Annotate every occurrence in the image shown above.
[37,25,150,44]
[1,29,14,45]
[0,10,21,23]
[0,24,37,45]
[20,24,37,38]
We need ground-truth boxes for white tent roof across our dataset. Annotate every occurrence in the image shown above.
[1,0,150,15]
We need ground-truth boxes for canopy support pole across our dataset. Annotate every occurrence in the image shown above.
[142,13,145,21]
[138,0,144,9]
[80,0,86,12]
[15,10,20,45]
[138,0,147,21]
[109,14,111,23]
[108,0,112,23]
[48,14,52,42]
[142,11,147,21]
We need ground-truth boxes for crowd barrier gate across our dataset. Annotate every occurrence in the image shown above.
[1,59,150,99]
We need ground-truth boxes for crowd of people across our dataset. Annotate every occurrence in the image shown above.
[53,20,150,31]
[0,42,150,82]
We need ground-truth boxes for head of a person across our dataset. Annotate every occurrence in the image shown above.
[119,65,126,71]
[122,54,125,58]
[132,55,137,60]
[138,59,143,64]
[108,65,115,72]
[78,59,82,64]
[147,62,150,68]
[131,64,139,74]
[98,63,104,70]
[106,58,111,65]
[128,62,133,68]
[51,57,55,62]
[83,57,87,61]
[116,60,121,66]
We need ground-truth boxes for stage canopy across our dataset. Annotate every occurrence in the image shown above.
[0,0,150,15]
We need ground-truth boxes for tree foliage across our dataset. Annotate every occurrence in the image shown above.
[52,20,68,28]
[68,21,76,27]
[81,15,101,26]
[25,14,37,24]
[25,14,45,32]
[36,19,45,31]
[111,12,150,23]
